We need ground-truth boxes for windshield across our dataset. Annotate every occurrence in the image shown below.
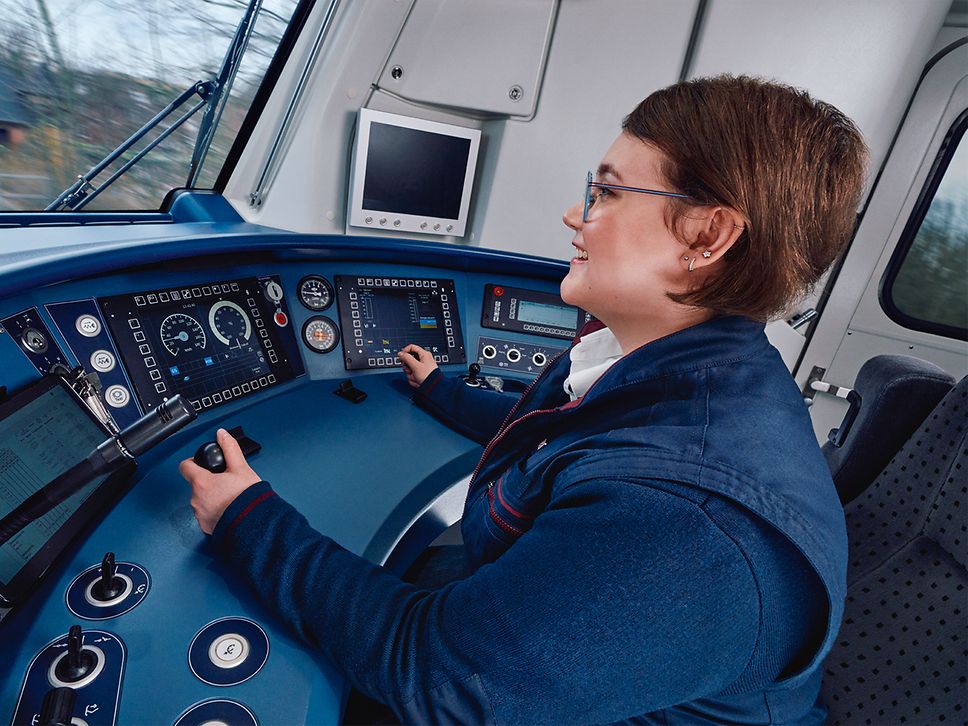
[0,0,300,212]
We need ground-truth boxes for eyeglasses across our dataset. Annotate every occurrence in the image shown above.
[583,171,689,222]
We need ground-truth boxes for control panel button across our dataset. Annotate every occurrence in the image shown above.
[273,311,288,327]
[506,348,521,363]
[104,385,130,408]
[90,350,116,372]
[264,281,284,302]
[75,315,101,337]
[21,327,48,353]
[209,634,250,669]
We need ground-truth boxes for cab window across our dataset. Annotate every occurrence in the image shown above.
[0,0,300,213]
[882,112,968,339]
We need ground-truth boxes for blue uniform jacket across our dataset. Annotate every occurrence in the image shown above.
[212,315,848,724]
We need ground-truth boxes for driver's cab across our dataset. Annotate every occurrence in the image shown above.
[0,1,964,724]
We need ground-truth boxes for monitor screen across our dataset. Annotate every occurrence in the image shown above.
[0,376,118,604]
[98,276,304,415]
[335,275,465,371]
[348,109,481,237]
[363,122,470,219]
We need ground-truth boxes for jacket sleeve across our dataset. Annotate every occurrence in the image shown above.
[211,477,761,724]
[411,369,521,445]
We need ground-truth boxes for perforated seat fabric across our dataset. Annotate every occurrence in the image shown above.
[821,376,967,724]
[823,355,954,505]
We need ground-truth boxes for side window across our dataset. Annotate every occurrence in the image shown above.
[881,111,968,339]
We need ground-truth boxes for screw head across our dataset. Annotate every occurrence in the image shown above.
[391,65,403,80]
[508,85,523,101]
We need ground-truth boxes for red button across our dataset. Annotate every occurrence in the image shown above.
[274,311,288,326]
[494,286,505,297]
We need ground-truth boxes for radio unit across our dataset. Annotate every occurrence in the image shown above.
[481,285,591,341]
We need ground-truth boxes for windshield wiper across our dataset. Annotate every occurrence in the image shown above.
[187,0,264,187]
[45,0,263,212]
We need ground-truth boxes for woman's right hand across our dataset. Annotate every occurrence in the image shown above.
[398,344,439,388]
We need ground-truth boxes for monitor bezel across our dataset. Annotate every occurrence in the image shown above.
[0,375,133,608]
[348,108,482,238]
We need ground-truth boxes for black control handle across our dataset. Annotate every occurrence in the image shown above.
[39,686,76,726]
[193,441,227,473]
[192,427,261,473]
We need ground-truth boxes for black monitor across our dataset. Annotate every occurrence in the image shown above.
[348,109,481,237]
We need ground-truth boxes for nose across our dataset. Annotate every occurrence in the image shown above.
[563,199,583,231]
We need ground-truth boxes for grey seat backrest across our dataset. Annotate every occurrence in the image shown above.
[823,354,954,505]
[821,375,967,724]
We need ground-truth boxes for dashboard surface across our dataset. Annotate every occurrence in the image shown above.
[0,211,572,724]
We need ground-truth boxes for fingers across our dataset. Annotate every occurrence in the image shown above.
[217,428,247,471]
[179,457,205,480]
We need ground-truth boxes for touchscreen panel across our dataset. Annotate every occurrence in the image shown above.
[335,275,465,371]
[0,377,112,602]
[99,276,304,414]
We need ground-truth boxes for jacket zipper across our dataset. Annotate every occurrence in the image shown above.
[486,481,523,535]
[467,349,568,488]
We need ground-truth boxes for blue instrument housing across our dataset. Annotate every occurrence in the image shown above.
[0,193,571,724]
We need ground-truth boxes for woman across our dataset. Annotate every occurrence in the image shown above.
[182,75,867,724]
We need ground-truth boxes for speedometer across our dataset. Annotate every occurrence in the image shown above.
[209,301,252,347]
[160,313,206,357]
[302,316,340,354]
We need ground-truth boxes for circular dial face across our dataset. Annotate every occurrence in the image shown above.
[298,276,334,311]
[209,301,252,347]
[302,316,340,354]
[160,313,206,357]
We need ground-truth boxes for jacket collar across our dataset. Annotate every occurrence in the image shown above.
[571,315,770,401]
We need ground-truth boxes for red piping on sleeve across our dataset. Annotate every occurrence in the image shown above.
[226,490,277,535]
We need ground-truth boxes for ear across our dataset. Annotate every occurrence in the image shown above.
[682,207,746,271]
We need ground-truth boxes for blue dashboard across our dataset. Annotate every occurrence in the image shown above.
[0,195,573,725]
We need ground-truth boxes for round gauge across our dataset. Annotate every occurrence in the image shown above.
[160,313,206,357]
[302,316,340,354]
[298,275,334,311]
[209,301,252,347]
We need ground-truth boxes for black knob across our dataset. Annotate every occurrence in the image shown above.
[39,686,76,726]
[90,551,125,601]
[55,625,97,683]
[193,441,226,473]
[468,363,481,381]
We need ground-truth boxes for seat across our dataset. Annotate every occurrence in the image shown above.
[823,355,955,504]
[820,375,967,724]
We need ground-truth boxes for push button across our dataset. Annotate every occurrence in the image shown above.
[90,350,116,372]
[104,385,130,408]
[76,315,101,337]
[209,634,249,669]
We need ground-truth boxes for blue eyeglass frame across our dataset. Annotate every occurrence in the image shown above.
[583,171,689,222]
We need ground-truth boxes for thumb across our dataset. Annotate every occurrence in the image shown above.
[217,428,247,470]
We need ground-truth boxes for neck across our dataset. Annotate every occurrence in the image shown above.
[604,307,715,355]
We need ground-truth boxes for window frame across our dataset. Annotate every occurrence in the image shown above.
[879,108,968,342]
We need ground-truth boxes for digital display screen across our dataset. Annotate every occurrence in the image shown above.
[362,122,471,219]
[336,276,465,370]
[0,380,108,591]
[516,300,579,329]
[99,276,304,414]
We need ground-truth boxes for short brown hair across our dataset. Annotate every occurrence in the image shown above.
[623,75,868,321]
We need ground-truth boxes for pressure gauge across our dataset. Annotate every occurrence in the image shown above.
[302,316,340,354]
[297,275,334,311]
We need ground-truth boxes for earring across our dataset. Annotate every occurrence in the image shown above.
[688,257,695,272]
[682,255,689,261]
[702,250,711,258]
